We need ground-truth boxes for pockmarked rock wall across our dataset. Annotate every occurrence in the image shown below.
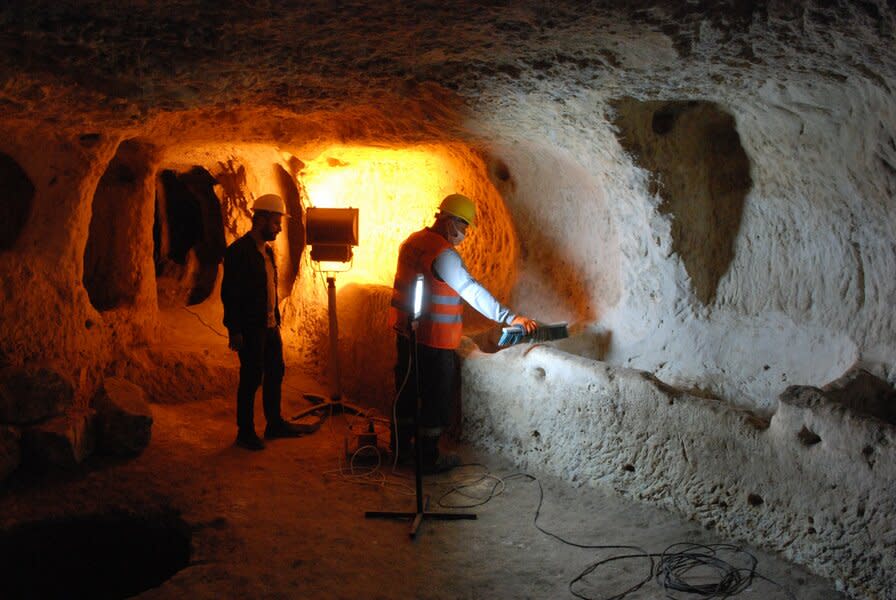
[460,342,896,599]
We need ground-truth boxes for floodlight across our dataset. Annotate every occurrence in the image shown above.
[306,207,358,264]
[292,206,362,422]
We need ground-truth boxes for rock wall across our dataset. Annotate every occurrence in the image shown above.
[0,127,125,381]
[460,342,896,599]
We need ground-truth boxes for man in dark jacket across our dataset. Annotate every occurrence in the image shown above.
[221,193,303,450]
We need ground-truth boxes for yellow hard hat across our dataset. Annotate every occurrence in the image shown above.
[438,193,476,227]
[252,193,287,215]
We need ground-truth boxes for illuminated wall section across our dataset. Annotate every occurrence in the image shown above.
[298,143,518,295]
[293,142,520,413]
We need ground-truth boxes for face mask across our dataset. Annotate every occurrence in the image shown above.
[448,219,466,245]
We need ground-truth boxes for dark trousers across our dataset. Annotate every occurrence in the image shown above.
[394,335,458,437]
[236,327,285,433]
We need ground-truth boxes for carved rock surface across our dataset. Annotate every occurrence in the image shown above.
[821,367,896,425]
[0,366,75,425]
[0,425,20,482]
[22,411,94,468]
[462,345,896,600]
[93,377,153,456]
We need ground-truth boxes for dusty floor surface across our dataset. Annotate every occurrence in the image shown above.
[1,367,846,600]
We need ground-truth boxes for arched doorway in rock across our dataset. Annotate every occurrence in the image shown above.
[83,140,155,312]
[153,167,226,307]
[0,152,34,252]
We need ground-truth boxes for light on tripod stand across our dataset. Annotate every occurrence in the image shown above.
[291,206,362,421]
[365,272,476,536]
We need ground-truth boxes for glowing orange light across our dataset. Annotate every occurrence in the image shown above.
[300,145,460,287]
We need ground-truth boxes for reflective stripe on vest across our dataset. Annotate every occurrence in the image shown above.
[428,312,462,324]
[388,228,464,349]
[431,294,461,305]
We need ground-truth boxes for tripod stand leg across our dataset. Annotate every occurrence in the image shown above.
[410,513,425,537]
[365,328,476,538]
[289,275,363,424]
[365,499,476,539]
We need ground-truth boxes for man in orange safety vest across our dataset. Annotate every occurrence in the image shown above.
[388,193,536,472]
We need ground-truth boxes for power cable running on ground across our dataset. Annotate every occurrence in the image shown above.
[181,306,228,338]
[438,469,796,600]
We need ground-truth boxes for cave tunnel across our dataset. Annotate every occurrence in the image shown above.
[0,152,34,252]
[1,2,895,599]
[153,166,226,307]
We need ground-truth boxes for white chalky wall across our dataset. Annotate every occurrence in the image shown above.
[460,343,895,598]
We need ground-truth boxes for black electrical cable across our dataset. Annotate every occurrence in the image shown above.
[657,542,758,598]
[439,469,796,600]
[388,331,415,470]
[507,473,655,600]
[436,464,506,509]
[572,543,771,600]
[181,306,228,338]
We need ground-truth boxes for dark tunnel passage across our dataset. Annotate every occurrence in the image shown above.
[154,167,226,307]
[0,152,34,252]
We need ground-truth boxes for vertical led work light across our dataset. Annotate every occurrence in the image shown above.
[412,274,424,321]
[365,273,477,537]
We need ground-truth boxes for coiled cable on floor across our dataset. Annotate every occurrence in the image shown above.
[570,540,784,600]
[436,464,507,508]
[656,542,757,598]
[437,469,795,600]
[322,444,415,496]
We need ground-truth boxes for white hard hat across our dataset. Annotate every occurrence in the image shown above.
[252,193,287,215]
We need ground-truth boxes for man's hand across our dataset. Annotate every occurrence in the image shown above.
[228,332,243,352]
[511,315,538,334]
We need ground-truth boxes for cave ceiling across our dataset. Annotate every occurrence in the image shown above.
[0,1,891,132]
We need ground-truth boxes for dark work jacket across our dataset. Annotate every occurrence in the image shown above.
[221,234,280,335]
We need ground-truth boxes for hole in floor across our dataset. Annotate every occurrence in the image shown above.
[0,509,191,599]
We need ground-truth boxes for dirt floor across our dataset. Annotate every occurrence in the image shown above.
[1,349,848,600]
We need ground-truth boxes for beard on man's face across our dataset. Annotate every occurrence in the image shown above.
[259,217,281,241]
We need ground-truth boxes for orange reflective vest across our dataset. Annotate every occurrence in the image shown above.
[389,228,464,349]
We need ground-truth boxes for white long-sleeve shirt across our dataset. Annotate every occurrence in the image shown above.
[432,248,516,325]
